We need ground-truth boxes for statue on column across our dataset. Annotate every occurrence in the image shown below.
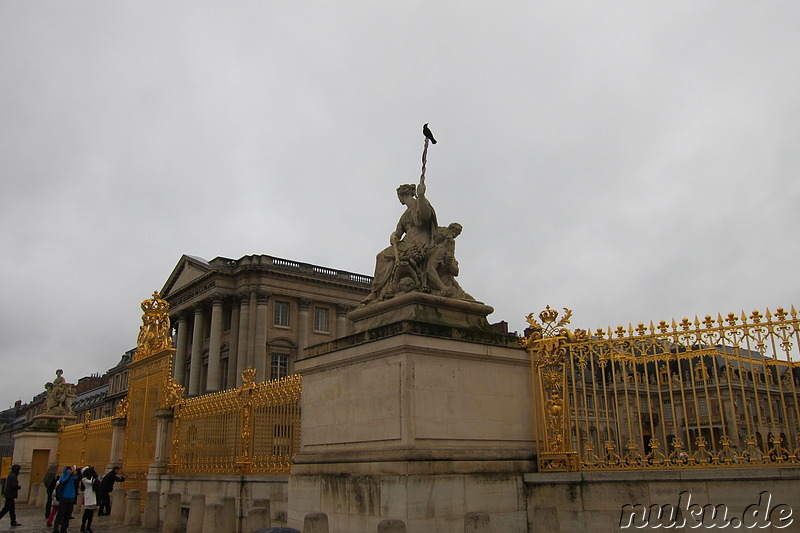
[361,124,474,306]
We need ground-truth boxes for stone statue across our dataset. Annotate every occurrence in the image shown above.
[42,369,76,416]
[361,175,473,305]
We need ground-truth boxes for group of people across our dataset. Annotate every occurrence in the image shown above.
[43,464,125,533]
[0,463,125,533]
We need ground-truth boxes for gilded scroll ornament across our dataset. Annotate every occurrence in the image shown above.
[161,378,185,409]
[115,398,129,418]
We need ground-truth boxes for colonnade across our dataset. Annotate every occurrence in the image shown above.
[171,290,352,396]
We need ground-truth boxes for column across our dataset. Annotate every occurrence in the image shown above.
[236,290,251,387]
[174,312,189,385]
[227,297,241,389]
[253,291,271,382]
[247,290,258,369]
[206,296,224,393]
[336,304,352,339]
[106,417,127,471]
[150,408,174,475]
[298,298,311,352]
[188,304,205,396]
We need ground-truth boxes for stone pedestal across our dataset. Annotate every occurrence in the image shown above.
[11,429,61,502]
[288,309,534,532]
[347,292,494,333]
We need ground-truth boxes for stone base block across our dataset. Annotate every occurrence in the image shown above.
[347,292,494,333]
[287,472,526,533]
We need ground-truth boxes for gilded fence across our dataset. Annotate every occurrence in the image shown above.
[169,369,302,475]
[524,306,800,472]
[57,413,115,468]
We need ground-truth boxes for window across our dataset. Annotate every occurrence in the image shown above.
[271,353,288,381]
[274,301,290,327]
[314,307,329,332]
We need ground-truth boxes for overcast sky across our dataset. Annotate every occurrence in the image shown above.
[2,2,799,410]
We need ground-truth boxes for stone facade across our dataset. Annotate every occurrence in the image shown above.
[161,254,371,395]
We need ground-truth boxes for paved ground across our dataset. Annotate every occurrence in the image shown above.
[0,505,147,533]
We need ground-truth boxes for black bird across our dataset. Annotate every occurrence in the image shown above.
[423,123,437,144]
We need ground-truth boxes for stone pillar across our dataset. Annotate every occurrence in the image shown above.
[188,304,205,396]
[35,482,47,507]
[236,290,251,387]
[186,494,206,533]
[298,298,311,352]
[247,499,271,531]
[107,417,127,470]
[29,483,41,507]
[142,491,161,529]
[253,291,271,382]
[162,493,183,533]
[227,298,241,389]
[174,312,189,385]
[151,408,174,472]
[336,304,351,338]
[124,489,142,526]
[247,290,258,369]
[110,489,127,522]
[464,512,491,532]
[246,506,271,532]
[304,513,329,533]
[206,296,224,392]
[378,520,407,533]
[221,497,236,533]
[202,504,234,533]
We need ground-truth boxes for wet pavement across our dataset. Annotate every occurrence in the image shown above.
[0,505,147,533]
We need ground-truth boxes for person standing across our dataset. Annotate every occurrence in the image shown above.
[80,467,99,533]
[0,464,22,527]
[53,466,78,533]
[44,462,60,520]
[97,466,124,516]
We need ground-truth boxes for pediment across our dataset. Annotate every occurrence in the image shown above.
[160,255,213,298]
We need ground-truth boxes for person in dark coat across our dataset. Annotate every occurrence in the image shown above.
[0,464,22,526]
[44,462,59,519]
[97,466,124,516]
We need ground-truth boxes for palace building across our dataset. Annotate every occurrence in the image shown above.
[161,254,372,396]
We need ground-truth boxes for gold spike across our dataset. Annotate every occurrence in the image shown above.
[671,318,677,330]
[628,323,634,334]
[791,305,797,318]
[741,310,748,323]
[765,307,772,319]
[649,321,655,334]
[694,315,700,327]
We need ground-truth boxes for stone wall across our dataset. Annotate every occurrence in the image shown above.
[148,474,290,527]
[526,468,800,532]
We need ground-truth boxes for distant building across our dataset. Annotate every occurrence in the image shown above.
[104,349,133,416]
[161,254,372,396]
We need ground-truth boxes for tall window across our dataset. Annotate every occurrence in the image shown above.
[271,353,288,380]
[314,307,329,332]
[274,301,290,327]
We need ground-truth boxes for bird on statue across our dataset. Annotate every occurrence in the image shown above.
[423,123,437,144]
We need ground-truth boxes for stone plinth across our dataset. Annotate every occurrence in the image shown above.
[29,413,78,431]
[288,321,533,532]
[11,430,60,503]
[347,293,494,333]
